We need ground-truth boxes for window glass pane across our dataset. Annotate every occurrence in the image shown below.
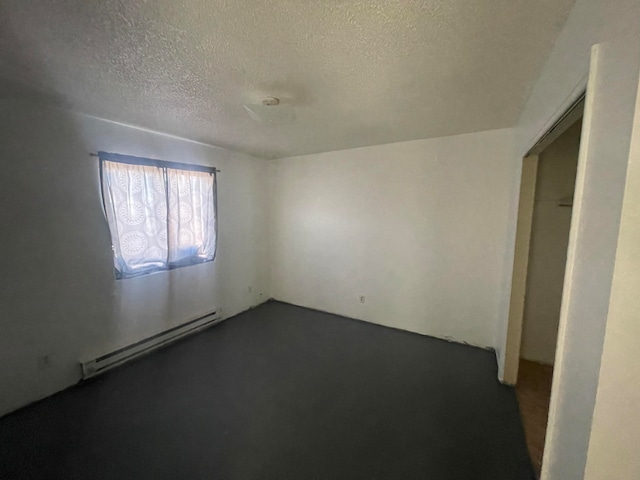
[101,160,168,277]
[166,168,216,266]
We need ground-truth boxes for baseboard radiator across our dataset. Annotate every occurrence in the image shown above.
[81,308,223,379]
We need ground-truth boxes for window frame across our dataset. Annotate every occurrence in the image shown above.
[98,151,218,279]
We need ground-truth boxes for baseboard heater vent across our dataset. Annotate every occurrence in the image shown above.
[81,308,223,380]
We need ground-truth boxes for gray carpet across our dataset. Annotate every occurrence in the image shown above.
[0,301,534,479]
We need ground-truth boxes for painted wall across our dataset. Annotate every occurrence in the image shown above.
[490,1,640,477]
[539,34,639,480]
[514,0,640,156]
[501,155,538,385]
[269,129,516,349]
[496,17,640,480]
[0,98,270,416]
[496,0,640,381]
[520,120,580,365]
[584,74,640,480]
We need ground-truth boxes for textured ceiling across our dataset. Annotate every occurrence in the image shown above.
[0,0,575,159]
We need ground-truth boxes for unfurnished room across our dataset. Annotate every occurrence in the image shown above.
[1,1,640,479]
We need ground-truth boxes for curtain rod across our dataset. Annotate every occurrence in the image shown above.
[89,152,220,173]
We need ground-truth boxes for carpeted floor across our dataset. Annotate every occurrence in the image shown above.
[0,301,534,479]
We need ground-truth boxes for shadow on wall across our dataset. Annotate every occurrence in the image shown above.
[0,15,225,415]
[0,11,124,416]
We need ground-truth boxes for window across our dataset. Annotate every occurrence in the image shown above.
[99,151,217,278]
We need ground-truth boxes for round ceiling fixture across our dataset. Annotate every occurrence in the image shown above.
[244,95,293,124]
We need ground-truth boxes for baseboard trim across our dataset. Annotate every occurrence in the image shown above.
[268,298,496,354]
[0,298,271,420]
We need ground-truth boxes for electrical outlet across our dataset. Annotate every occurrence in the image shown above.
[248,286,252,293]
[360,295,366,304]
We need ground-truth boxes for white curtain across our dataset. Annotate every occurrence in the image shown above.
[101,160,216,278]
[166,168,217,266]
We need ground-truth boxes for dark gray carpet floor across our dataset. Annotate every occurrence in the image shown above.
[0,301,534,479]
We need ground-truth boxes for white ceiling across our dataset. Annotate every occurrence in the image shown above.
[0,0,575,159]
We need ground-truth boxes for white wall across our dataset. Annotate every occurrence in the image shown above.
[496,0,640,380]
[492,2,639,476]
[540,32,639,480]
[520,120,580,365]
[269,129,517,349]
[514,0,640,156]
[584,73,640,480]
[540,40,640,480]
[0,98,270,416]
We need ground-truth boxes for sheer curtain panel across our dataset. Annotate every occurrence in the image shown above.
[99,152,217,278]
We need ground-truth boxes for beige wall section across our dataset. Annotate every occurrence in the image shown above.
[495,0,640,382]
[520,120,581,365]
[269,129,517,350]
[502,155,538,385]
[584,74,640,480]
[0,98,271,416]
[497,1,640,476]
[541,34,640,480]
